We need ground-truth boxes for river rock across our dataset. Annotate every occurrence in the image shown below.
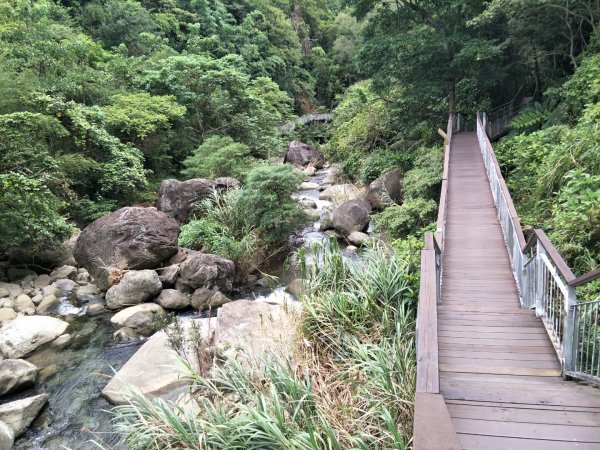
[156,289,190,310]
[74,207,180,290]
[158,265,179,287]
[105,270,162,310]
[102,318,216,405]
[284,140,326,167]
[36,295,58,315]
[30,294,43,305]
[332,200,372,235]
[175,252,235,294]
[0,420,14,449]
[0,359,38,396]
[49,265,77,281]
[304,166,317,175]
[192,291,230,312]
[346,245,358,253]
[156,178,239,224]
[0,283,21,299]
[364,168,403,209]
[216,301,297,369]
[33,275,51,290]
[0,289,8,299]
[299,198,317,209]
[50,334,71,350]
[0,309,15,323]
[0,316,68,359]
[190,286,219,310]
[299,182,319,190]
[0,394,48,437]
[110,303,166,336]
[286,279,305,298]
[14,294,34,313]
[347,231,372,246]
[319,184,362,204]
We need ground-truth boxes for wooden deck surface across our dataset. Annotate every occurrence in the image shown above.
[439,132,600,449]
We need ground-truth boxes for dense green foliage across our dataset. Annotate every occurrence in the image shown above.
[0,0,349,255]
[497,35,600,274]
[179,164,306,276]
[104,242,417,449]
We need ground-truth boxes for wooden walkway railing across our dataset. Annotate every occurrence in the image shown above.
[413,114,600,449]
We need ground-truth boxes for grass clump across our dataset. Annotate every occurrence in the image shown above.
[100,241,417,449]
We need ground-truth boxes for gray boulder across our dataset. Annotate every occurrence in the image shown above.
[0,394,48,437]
[192,291,230,312]
[158,265,180,287]
[284,140,326,167]
[0,316,68,359]
[347,231,371,246]
[156,178,239,224]
[0,283,21,299]
[105,270,162,310]
[110,303,166,336]
[364,168,403,209]
[49,265,77,281]
[102,318,216,405]
[33,274,51,290]
[14,294,34,313]
[74,207,179,290]
[332,200,372,235]
[156,289,190,310]
[191,286,219,310]
[175,252,235,294]
[0,359,38,396]
[0,420,14,450]
[0,309,16,323]
[319,184,362,204]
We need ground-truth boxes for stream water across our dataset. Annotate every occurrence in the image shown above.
[12,165,346,449]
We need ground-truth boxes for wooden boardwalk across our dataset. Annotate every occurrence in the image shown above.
[438,132,600,449]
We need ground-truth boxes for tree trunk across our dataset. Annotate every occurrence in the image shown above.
[448,81,456,115]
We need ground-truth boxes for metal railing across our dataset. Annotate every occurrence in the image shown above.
[476,113,600,383]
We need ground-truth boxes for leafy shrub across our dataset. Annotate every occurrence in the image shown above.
[243,164,306,243]
[181,136,258,180]
[401,146,442,200]
[374,198,437,239]
[0,172,73,251]
[179,164,306,275]
[359,149,408,184]
[550,170,600,273]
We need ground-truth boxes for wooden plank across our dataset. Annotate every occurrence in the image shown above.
[447,403,600,426]
[446,399,600,413]
[458,434,600,450]
[440,357,560,370]
[439,342,556,354]
[439,349,559,362]
[441,380,600,408]
[416,238,439,394]
[453,417,600,442]
[440,363,561,377]
[413,393,461,450]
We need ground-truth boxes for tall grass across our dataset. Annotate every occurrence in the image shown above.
[98,240,417,449]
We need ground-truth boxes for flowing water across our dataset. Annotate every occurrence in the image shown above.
[11,164,349,449]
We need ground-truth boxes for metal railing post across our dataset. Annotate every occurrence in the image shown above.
[562,285,577,377]
[535,242,545,318]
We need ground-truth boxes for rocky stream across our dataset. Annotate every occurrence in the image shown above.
[0,140,401,449]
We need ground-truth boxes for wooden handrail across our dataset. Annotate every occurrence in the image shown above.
[570,268,600,287]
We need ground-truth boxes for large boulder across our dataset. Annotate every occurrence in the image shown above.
[0,359,38,396]
[105,270,162,310]
[284,140,326,167]
[156,178,239,224]
[216,300,298,369]
[175,252,235,294]
[156,289,190,310]
[110,303,166,336]
[102,318,216,405]
[363,168,403,209]
[319,184,363,204]
[332,200,372,235]
[0,316,68,359]
[74,207,179,290]
[0,394,48,437]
